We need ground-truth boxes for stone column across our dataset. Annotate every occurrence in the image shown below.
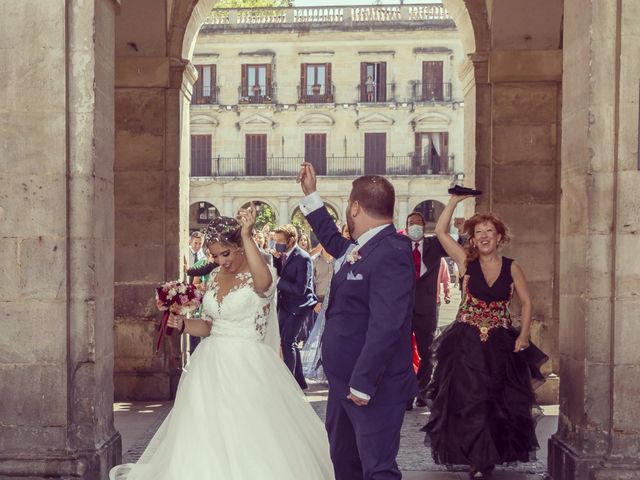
[398,195,409,228]
[113,53,194,400]
[472,49,562,404]
[223,196,234,217]
[278,197,290,224]
[549,1,640,478]
[0,1,121,478]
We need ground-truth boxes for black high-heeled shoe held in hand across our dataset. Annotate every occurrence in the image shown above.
[448,185,482,196]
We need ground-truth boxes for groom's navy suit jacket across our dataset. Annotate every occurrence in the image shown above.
[274,245,317,314]
[307,207,418,405]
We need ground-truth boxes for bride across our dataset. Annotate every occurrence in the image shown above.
[110,205,334,480]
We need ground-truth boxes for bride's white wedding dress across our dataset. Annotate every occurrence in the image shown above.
[110,266,334,480]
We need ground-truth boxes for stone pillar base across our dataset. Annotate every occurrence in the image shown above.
[0,432,121,479]
[549,435,640,480]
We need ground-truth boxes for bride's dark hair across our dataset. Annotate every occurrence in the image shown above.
[203,216,242,249]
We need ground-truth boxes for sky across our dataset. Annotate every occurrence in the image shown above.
[293,0,441,6]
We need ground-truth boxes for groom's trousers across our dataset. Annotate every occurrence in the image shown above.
[325,389,405,480]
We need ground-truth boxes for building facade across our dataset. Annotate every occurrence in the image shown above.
[188,4,468,231]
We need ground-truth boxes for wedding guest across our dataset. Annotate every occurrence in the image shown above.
[301,227,347,382]
[436,257,451,308]
[424,194,548,479]
[273,224,317,389]
[184,232,205,282]
[404,211,449,409]
[299,232,312,253]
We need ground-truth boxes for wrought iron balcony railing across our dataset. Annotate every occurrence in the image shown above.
[190,154,454,178]
[411,82,452,102]
[357,82,396,103]
[192,85,220,105]
[238,85,276,104]
[298,83,335,104]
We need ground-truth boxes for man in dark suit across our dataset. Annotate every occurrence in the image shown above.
[298,164,417,480]
[273,224,316,389]
[405,211,448,409]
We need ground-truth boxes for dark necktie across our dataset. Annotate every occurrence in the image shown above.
[413,242,421,279]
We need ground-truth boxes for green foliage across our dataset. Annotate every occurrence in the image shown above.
[213,0,292,8]
[254,203,277,231]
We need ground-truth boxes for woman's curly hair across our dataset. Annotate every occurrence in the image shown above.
[463,212,511,265]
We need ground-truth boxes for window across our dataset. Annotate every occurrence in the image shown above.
[300,63,332,103]
[304,134,327,175]
[191,135,212,176]
[192,65,217,104]
[364,133,386,174]
[245,134,267,175]
[414,132,449,174]
[360,62,387,103]
[241,64,273,104]
[421,61,444,101]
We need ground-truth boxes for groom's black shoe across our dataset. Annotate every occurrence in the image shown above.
[405,399,414,411]
[448,185,482,196]
[415,398,428,408]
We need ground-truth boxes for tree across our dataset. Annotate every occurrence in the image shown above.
[213,0,292,8]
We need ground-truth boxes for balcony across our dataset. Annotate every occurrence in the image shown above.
[190,155,454,178]
[411,82,452,102]
[298,83,335,104]
[202,5,454,30]
[191,85,219,105]
[357,83,396,103]
[238,85,276,104]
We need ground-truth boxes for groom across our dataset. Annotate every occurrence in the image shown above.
[298,164,418,480]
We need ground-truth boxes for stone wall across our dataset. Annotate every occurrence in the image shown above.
[549,0,640,478]
[472,48,562,404]
[0,0,120,478]
[113,0,193,401]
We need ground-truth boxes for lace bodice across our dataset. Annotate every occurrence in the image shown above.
[201,266,277,343]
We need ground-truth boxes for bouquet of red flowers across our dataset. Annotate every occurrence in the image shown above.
[154,281,203,352]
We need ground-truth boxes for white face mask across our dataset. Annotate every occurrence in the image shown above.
[407,224,424,241]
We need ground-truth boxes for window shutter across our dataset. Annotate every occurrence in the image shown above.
[442,132,449,173]
[379,62,387,102]
[360,62,367,101]
[210,65,217,103]
[326,63,332,98]
[300,63,307,98]
[192,65,203,104]
[422,61,443,100]
[266,64,273,98]
[241,64,248,97]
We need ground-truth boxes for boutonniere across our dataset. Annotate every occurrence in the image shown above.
[346,246,361,265]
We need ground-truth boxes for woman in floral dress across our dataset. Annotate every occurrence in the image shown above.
[423,194,548,479]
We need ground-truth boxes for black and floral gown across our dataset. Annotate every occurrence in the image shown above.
[424,257,548,471]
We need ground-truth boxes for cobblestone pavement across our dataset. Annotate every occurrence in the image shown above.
[115,382,554,479]
[115,283,554,478]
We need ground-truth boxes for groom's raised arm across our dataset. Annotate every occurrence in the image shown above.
[349,238,415,398]
[304,199,351,259]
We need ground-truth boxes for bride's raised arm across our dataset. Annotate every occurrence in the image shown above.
[238,203,272,295]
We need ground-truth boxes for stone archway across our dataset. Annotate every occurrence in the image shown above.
[4,0,640,478]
